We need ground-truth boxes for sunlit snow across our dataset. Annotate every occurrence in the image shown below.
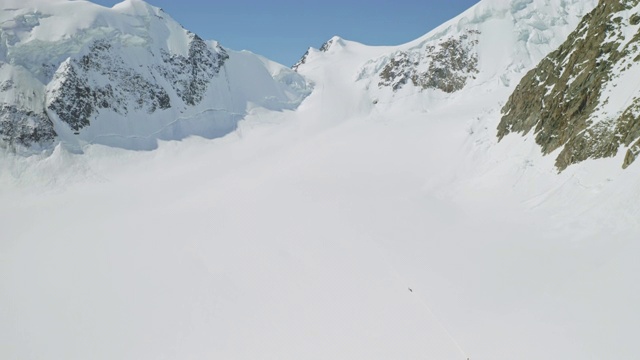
[3,1,639,360]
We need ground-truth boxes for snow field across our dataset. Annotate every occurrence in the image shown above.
[4,0,639,359]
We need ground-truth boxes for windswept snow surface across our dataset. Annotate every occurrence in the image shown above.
[3,0,639,359]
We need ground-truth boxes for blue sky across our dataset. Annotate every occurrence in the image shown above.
[90,0,480,66]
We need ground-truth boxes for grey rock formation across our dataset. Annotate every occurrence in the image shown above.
[292,37,338,71]
[378,30,480,93]
[46,34,224,134]
[0,104,55,150]
[498,0,640,170]
[156,34,228,106]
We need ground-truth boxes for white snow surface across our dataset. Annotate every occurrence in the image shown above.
[4,0,639,360]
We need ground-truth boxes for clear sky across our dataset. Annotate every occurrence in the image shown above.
[89,0,481,66]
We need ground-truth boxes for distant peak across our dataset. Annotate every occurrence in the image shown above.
[115,0,148,4]
[319,36,345,52]
[292,36,347,71]
[112,0,158,14]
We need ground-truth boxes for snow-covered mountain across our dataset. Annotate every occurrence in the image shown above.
[7,1,640,360]
[499,0,640,170]
[0,0,310,153]
[295,0,595,108]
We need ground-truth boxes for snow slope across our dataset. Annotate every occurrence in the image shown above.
[4,0,640,360]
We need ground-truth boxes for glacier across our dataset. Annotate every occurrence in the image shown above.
[3,1,639,360]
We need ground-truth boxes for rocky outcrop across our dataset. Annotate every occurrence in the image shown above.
[46,34,226,133]
[157,34,228,106]
[498,0,640,170]
[378,30,480,93]
[292,37,339,71]
[0,105,55,149]
[0,63,56,150]
[291,51,308,71]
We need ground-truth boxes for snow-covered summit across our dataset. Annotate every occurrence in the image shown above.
[367,0,595,95]
[295,0,597,109]
[292,35,350,71]
[0,0,311,152]
[0,0,186,54]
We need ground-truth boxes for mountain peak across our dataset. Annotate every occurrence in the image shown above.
[319,36,346,52]
[0,0,311,153]
[292,36,350,71]
[111,0,160,14]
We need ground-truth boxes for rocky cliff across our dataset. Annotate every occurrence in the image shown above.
[377,30,480,93]
[498,0,640,170]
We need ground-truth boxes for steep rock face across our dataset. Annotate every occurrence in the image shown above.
[498,0,640,170]
[0,0,310,152]
[46,33,224,133]
[0,56,56,151]
[156,34,228,106]
[378,30,480,93]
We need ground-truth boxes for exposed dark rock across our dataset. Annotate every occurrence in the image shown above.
[47,39,175,131]
[319,39,335,52]
[292,49,309,71]
[157,33,228,106]
[379,30,480,93]
[47,62,93,131]
[0,105,56,149]
[0,3,303,154]
[293,37,342,71]
[0,80,14,92]
[498,0,640,170]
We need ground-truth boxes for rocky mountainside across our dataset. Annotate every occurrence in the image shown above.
[359,32,478,94]
[376,29,480,93]
[350,0,597,101]
[0,0,310,153]
[498,0,640,170]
